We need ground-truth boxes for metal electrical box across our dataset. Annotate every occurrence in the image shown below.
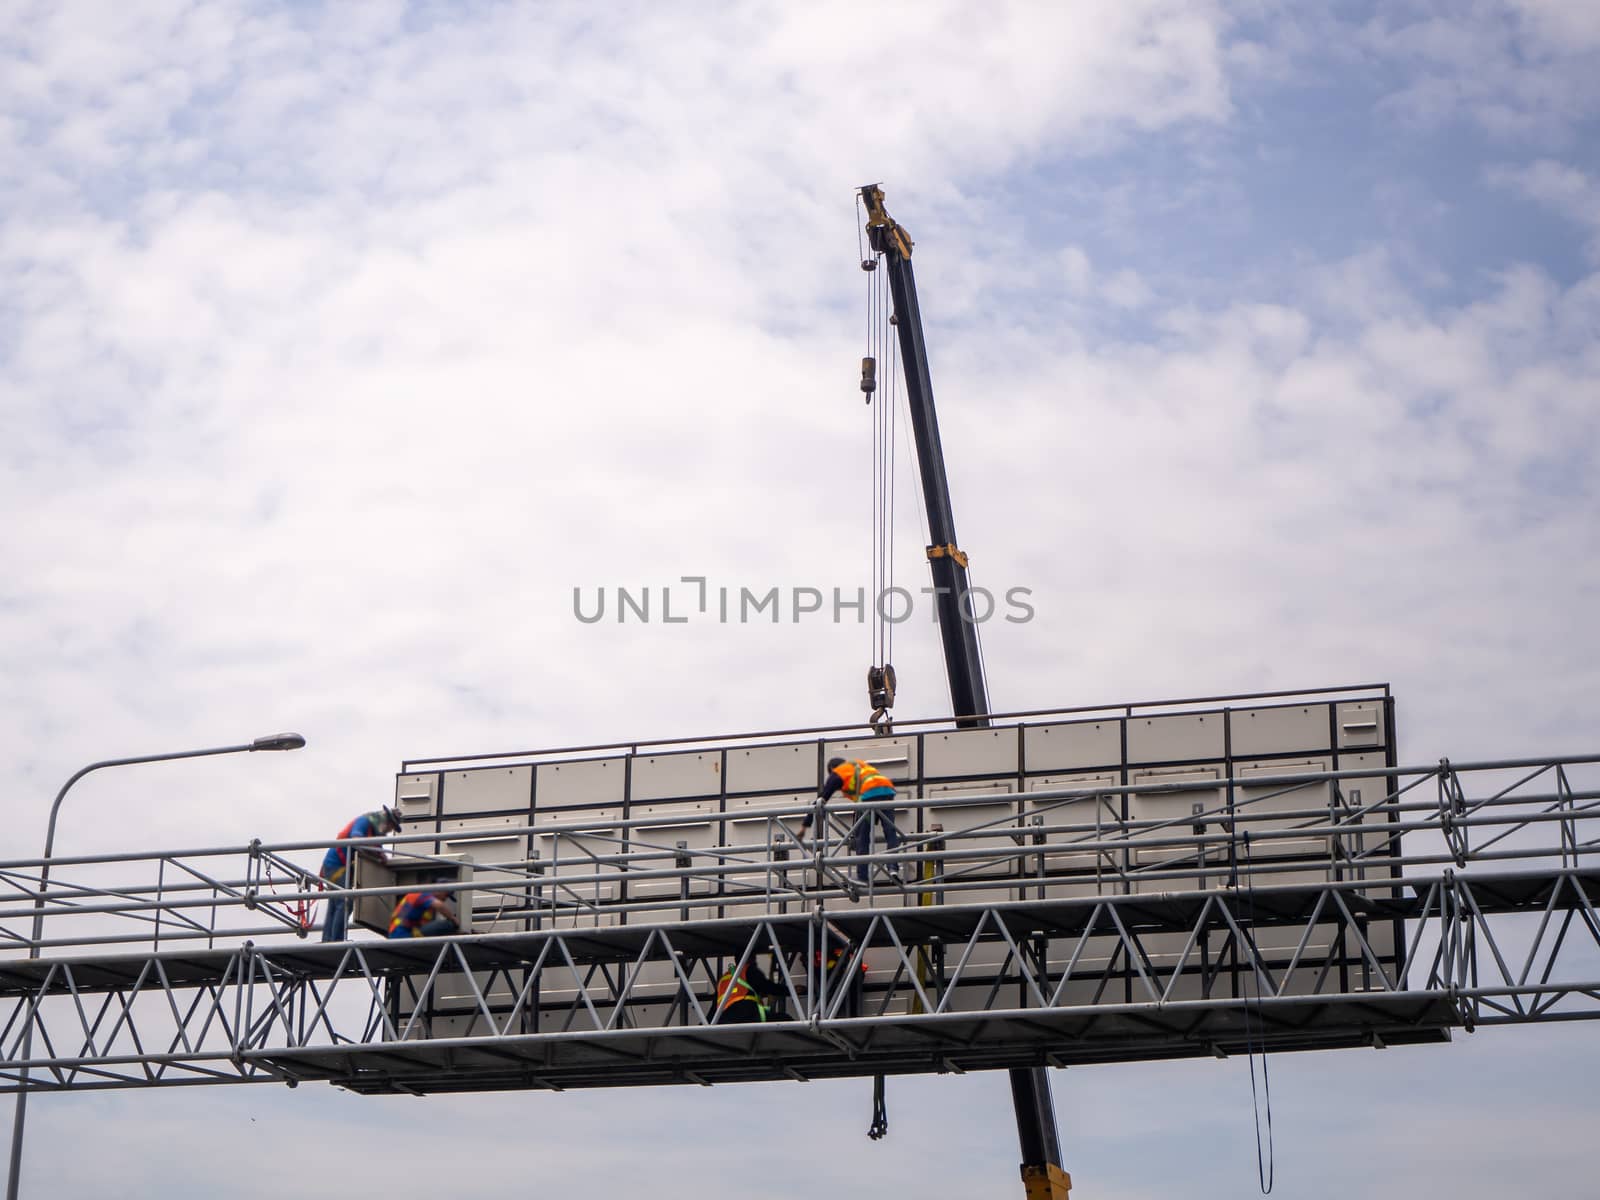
[349,852,475,936]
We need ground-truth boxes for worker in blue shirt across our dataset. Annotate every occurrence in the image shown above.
[387,886,459,938]
[319,805,401,942]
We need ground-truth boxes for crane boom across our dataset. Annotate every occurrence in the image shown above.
[859,183,1072,1199]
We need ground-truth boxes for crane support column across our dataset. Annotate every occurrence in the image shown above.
[861,183,1070,1198]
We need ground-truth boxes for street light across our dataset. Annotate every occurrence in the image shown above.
[5,733,305,1200]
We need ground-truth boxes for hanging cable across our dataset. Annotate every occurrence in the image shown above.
[867,1072,889,1140]
[967,558,992,707]
[1240,831,1276,1193]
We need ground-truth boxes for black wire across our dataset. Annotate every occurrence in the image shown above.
[968,561,990,708]
[868,1072,889,1140]
[1240,832,1276,1193]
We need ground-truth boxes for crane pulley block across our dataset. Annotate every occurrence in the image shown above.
[867,664,896,711]
[867,663,897,732]
[860,183,914,259]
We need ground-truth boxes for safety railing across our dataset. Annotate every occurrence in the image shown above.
[0,753,1595,958]
[1,753,1598,1095]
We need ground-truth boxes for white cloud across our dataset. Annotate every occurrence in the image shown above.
[1509,0,1600,50]
[964,253,1600,764]
[1231,2,1600,144]
[1362,1,1600,140]
[1489,159,1600,262]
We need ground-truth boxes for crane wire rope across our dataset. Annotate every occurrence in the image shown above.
[967,556,993,711]
[860,190,904,727]
[860,191,878,670]
[858,193,896,1139]
[859,192,880,670]
[879,247,899,670]
[872,242,886,667]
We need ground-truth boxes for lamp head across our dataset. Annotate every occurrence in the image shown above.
[251,733,306,752]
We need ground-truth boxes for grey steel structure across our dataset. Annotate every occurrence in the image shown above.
[3,685,1599,1099]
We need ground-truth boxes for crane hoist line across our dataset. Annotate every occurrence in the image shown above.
[856,185,976,735]
[854,181,1070,1200]
[858,184,905,735]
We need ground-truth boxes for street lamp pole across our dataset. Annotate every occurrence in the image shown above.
[4,733,305,1200]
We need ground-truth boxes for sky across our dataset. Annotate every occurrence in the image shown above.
[2,0,1598,1195]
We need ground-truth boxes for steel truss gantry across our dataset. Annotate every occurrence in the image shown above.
[2,751,1599,1096]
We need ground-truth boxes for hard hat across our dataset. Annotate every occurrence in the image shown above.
[382,804,403,830]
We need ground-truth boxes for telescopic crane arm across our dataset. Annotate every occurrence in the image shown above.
[858,183,1073,1200]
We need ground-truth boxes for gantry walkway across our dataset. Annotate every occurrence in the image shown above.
[3,695,1599,1096]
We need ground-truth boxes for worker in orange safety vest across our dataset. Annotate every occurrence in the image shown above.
[801,757,904,885]
[715,958,785,1023]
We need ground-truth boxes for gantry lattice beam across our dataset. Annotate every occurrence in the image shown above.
[2,868,1597,1095]
[2,743,1598,1095]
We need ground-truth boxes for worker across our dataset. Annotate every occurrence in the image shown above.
[387,884,459,938]
[319,805,401,942]
[801,757,904,885]
[715,957,785,1023]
